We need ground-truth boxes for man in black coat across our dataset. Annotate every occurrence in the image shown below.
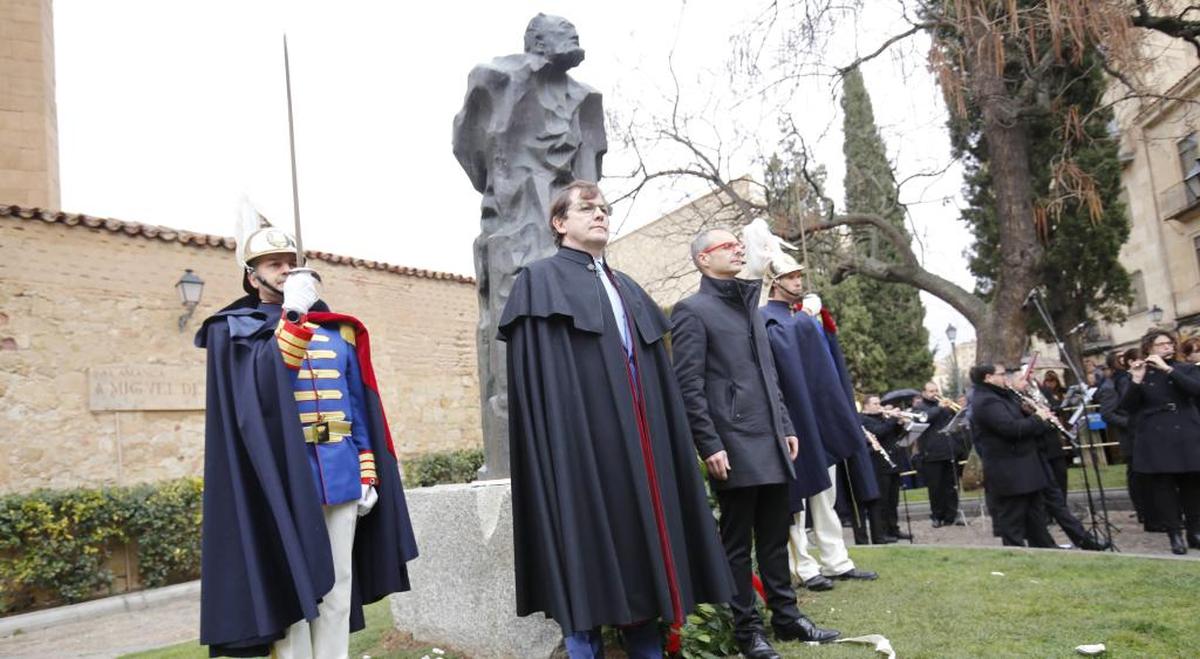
[861,395,909,544]
[969,364,1058,548]
[672,228,839,659]
[1096,350,1148,525]
[499,181,736,657]
[914,382,964,526]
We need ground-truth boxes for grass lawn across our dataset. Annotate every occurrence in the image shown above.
[120,598,464,659]
[125,543,1197,658]
[778,546,1199,658]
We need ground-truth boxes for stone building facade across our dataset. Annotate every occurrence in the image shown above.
[607,179,758,308]
[0,207,481,495]
[1089,24,1200,353]
[0,0,60,209]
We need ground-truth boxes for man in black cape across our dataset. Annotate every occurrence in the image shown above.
[757,255,878,593]
[498,181,734,658]
[195,225,417,657]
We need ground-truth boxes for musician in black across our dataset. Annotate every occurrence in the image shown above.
[1119,330,1200,555]
[860,395,909,543]
[969,364,1058,547]
[913,382,963,527]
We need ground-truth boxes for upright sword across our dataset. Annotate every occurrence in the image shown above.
[283,35,305,266]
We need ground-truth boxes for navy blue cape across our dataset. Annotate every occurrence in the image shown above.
[761,301,878,513]
[195,296,417,657]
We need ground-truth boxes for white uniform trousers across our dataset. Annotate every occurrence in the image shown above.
[788,465,856,581]
[274,501,358,659]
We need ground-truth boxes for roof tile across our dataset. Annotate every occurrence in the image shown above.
[1,205,475,284]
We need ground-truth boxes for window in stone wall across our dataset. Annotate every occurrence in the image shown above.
[1178,133,1200,203]
[1129,269,1147,313]
[1194,234,1200,281]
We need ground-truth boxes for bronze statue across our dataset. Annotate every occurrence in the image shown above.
[453,13,607,479]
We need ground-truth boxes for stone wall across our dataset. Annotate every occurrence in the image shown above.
[0,211,481,494]
[1107,28,1200,348]
[607,179,758,308]
[0,0,60,209]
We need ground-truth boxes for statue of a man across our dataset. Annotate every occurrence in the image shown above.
[453,13,607,479]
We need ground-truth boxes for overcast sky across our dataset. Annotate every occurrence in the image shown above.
[52,0,976,354]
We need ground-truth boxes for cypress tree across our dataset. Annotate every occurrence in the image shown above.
[832,67,933,393]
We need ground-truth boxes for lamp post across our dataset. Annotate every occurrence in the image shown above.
[1150,304,1164,325]
[946,323,959,397]
[176,269,205,332]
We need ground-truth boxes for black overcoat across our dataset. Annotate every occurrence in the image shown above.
[1096,372,1132,458]
[670,277,796,491]
[498,247,735,635]
[970,383,1052,497]
[195,298,417,657]
[914,399,959,462]
[1118,361,1200,474]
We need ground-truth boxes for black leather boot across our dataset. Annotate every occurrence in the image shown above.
[1168,530,1187,555]
[1187,531,1200,550]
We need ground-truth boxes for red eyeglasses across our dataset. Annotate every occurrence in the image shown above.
[700,240,743,255]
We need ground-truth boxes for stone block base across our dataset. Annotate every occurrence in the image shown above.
[389,479,560,658]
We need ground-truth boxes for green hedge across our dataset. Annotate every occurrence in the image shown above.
[0,477,202,614]
[404,448,484,488]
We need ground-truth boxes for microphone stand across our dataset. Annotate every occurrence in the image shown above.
[1025,291,1118,551]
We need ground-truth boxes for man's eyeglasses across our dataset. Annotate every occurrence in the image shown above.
[570,203,611,216]
[1152,339,1175,347]
[700,240,743,255]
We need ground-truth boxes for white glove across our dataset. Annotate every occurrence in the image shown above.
[282,268,321,317]
[801,293,823,316]
[357,484,378,517]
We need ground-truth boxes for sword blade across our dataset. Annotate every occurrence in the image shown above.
[284,34,305,266]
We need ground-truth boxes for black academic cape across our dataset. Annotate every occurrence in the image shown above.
[195,297,418,657]
[498,247,735,642]
[761,302,879,514]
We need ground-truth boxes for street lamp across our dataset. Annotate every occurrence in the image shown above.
[176,269,205,332]
[946,323,960,396]
[1150,304,1164,325]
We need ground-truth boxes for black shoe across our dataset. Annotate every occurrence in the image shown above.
[1188,532,1200,550]
[802,575,835,591]
[1078,534,1111,551]
[931,519,945,528]
[892,530,913,540]
[871,535,899,544]
[832,568,878,581]
[1168,530,1187,555]
[736,632,781,659]
[774,616,840,643]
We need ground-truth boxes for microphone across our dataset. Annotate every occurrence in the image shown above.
[1021,288,1039,310]
[1066,320,1090,336]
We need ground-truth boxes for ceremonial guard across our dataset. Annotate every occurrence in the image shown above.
[755,253,878,592]
[196,221,417,657]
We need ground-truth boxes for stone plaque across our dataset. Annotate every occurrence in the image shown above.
[89,364,206,411]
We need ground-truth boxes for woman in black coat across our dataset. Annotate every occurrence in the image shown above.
[1119,330,1200,554]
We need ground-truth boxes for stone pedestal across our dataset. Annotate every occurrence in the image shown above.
[389,479,560,658]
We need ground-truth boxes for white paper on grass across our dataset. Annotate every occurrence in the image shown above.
[833,634,896,658]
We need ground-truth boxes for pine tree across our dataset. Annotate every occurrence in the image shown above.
[833,67,933,393]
